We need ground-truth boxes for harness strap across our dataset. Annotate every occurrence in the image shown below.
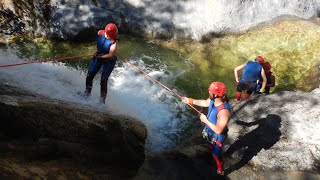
[202,130,224,147]
[217,104,225,114]
[213,139,223,147]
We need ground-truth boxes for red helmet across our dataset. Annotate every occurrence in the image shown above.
[263,62,271,70]
[105,23,118,39]
[208,82,226,97]
[255,56,265,63]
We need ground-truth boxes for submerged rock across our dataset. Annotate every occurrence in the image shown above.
[0,84,147,179]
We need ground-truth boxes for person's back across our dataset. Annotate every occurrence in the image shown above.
[241,61,262,82]
[234,56,267,101]
[96,33,113,55]
[83,23,119,104]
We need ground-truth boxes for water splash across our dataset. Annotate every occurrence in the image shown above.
[0,49,192,152]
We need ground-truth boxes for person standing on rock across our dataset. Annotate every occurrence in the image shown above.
[182,82,232,176]
[83,23,119,104]
[234,55,267,101]
[256,62,275,94]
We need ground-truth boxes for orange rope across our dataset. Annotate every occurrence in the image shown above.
[116,53,201,114]
[0,54,95,68]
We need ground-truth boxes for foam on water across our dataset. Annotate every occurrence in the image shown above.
[0,49,191,152]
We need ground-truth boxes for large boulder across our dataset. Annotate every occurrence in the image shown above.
[0,83,147,179]
[1,0,320,41]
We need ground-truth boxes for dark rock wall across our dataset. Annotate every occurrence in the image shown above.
[1,0,320,41]
[0,84,147,178]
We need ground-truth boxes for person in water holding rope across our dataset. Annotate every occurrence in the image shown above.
[83,23,119,104]
[256,62,275,94]
[234,55,267,101]
[182,82,232,176]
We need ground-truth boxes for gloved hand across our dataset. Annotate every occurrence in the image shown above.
[259,89,265,93]
[236,81,239,86]
[182,97,194,104]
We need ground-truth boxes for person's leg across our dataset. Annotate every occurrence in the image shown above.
[207,143,213,154]
[235,91,242,101]
[100,60,116,103]
[235,81,245,101]
[242,91,252,100]
[85,57,103,95]
[211,144,224,175]
[242,82,255,100]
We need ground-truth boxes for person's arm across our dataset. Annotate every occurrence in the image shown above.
[182,97,210,108]
[260,68,267,91]
[234,62,246,83]
[200,109,231,134]
[100,42,117,59]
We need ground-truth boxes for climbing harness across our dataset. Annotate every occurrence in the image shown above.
[202,130,223,147]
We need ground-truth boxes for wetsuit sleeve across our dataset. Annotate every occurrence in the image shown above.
[98,30,105,36]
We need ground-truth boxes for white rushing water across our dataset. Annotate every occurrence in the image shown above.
[0,49,192,152]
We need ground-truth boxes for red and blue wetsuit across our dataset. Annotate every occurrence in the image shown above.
[85,30,117,101]
[202,100,231,174]
[237,61,262,94]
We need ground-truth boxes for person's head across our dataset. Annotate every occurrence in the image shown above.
[105,23,118,39]
[255,56,265,64]
[263,62,271,71]
[208,82,226,100]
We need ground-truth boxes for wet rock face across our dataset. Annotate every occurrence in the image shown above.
[0,0,52,39]
[0,84,147,178]
[2,0,320,41]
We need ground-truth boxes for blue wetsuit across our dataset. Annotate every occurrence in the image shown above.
[85,31,117,102]
[237,61,262,93]
[202,99,231,173]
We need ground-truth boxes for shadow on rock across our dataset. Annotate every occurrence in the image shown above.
[224,114,282,175]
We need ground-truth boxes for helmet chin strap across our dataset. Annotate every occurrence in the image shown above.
[213,95,219,99]
[209,93,218,100]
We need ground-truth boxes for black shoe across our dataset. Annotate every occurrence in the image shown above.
[84,90,91,96]
[77,91,90,98]
[217,170,224,176]
[99,97,106,104]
